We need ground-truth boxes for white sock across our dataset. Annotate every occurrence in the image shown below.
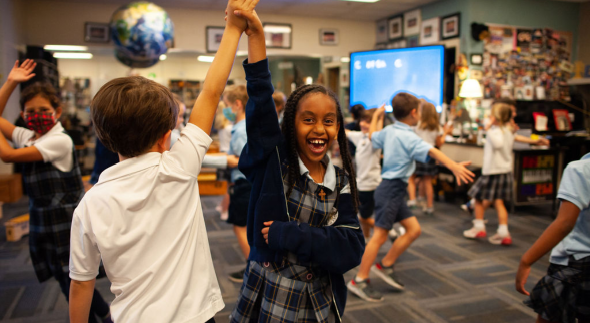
[355,276,365,283]
[473,219,485,230]
[497,224,509,236]
[407,200,416,206]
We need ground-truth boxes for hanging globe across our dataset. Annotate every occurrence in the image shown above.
[110,2,174,68]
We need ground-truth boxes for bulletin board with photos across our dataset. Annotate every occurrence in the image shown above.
[481,25,573,103]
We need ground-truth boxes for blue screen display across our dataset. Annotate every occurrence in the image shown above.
[350,46,444,112]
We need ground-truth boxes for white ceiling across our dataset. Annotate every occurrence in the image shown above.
[50,0,440,21]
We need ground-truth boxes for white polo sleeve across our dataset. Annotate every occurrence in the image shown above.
[168,123,213,176]
[34,133,74,172]
[10,126,35,148]
[69,208,102,281]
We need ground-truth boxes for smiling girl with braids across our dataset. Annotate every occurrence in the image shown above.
[229,6,364,323]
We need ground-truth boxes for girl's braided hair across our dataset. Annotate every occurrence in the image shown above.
[281,84,359,212]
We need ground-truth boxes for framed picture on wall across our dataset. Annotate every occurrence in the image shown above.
[441,13,460,40]
[319,28,339,46]
[420,17,440,45]
[206,26,224,53]
[85,22,110,43]
[388,16,403,40]
[376,19,388,43]
[403,9,421,36]
[407,35,419,47]
[264,23,292,49]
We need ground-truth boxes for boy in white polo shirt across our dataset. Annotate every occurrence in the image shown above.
[68,0,258,322]
[346,108,382,239]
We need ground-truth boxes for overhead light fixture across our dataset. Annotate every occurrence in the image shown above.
[341,0,380,2]
[341,57,350,63]
[198,55,215,63]
[263,26,292,33]
[44,45,88,51]
[53,52,93,59]
[159,54,167,61]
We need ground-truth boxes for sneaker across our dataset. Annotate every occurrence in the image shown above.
[460,204,470,212]
[371,263,405,291]
[488,233,512,246]
[407,200,418,209]
[220,211,228,221]
[388,228,398,242]
[463,226,486,239]
[228,268,246,283]
[347,279,383,302]
[423,207,434,216]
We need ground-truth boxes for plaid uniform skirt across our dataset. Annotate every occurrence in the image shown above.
[525,256,590,323]
[468,173,513,201]
[414,159,438,177]
[230,260,336,323]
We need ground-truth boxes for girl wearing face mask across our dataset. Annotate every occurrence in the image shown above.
[0,60,113,323]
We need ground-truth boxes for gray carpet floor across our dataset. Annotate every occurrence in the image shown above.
[0,195,554,322]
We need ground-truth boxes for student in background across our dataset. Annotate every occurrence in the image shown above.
[272,90,286,124]
[348,94,473,302]
[464,103,549,245]
[0,61,112,323]
[170,93,186,147]
[516,153,590,323]
[346,107,382,240]
[408,101,452,215]
[223,84,252,283]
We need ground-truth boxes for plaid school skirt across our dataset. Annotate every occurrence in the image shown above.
[468,173,513,201]
[525,256,590,323]
[414,159,438,177]
[230,260,337,323]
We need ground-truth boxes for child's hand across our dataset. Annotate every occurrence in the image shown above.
[458,160,471,167]
[515,261,531,296]
[227,155,239,168]
[7,60,36,84]
[376,105,386,118]
[451,162,474,186]
[235,8,263,37]
[536,137,550,146]
[261,221,273,244]
[225,0,259,32]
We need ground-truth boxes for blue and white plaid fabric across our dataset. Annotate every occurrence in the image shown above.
[24,142,84,283]
[231,157,347,322]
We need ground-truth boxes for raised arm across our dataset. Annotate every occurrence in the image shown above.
[187,0,259,134]
[236,8,284,180]
[0,59,36,140]
[368,105,385,139]
[428,148,474,185]
[515,134,549,146]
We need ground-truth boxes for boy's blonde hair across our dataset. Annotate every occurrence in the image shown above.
[223,84,248,107]
[418,101,440,131]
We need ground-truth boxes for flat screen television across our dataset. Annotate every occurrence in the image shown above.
[349,45,444,113]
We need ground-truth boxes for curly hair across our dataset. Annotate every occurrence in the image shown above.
[281,84,359,212]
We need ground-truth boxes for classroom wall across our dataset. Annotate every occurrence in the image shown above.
[577,2,590,64]
[23,0,375,57]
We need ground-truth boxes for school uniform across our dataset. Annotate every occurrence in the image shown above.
[230,58,364,322]
[468,125,514,201]
[371,122,432,230]
[346,131,381,219]
[69,124,224,323]
[525,153,590,323]
[227,120,250,227]
[414,124,443,177]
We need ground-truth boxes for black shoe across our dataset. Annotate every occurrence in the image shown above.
[228,268,246,283]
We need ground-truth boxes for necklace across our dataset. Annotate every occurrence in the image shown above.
[318,162,326,201]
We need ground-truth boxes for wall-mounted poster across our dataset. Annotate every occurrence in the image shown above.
[420,17,440,45]
[403,9,421,36]
[319,28,339,46]
[206,26,224,53]
[264,23,292,49]
[407,35,419,47]
[441,13,460,40]
[376,19,388,43]
[388,16,403,40]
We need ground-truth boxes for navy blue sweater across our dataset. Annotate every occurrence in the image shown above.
[238,58,365,318]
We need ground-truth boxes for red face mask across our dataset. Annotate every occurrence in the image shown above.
[25,112,56,135]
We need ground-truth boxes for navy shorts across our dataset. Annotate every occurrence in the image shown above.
[358,190,375,219]
[228,179,251,227]
[374,179,414,230]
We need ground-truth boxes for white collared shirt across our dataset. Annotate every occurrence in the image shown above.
[69,124,224,323]
[12,122,73,172]
[297,155,350,194]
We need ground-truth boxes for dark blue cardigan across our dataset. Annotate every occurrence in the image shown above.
[238,58,365,318]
